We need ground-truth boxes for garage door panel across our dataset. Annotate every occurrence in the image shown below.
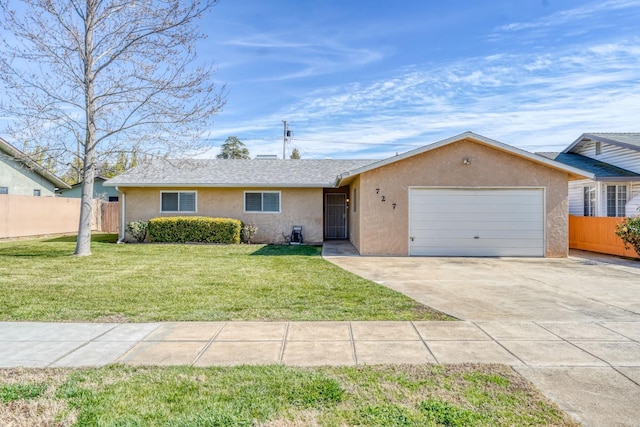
[413,237,544,248]
[412,228,543,239]
[411,211,543,223]
[412,204,541,216]
[409,188,544,257]
[410,245,542,257]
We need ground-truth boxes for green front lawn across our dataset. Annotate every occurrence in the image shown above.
[0,235,450,322]
[0,364,577,426]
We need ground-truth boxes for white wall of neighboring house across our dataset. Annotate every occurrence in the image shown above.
[568,179,640,217]
[568,179,591,216]
[573,140,640,173]
[567,139,640,217]
[627,182,640,216]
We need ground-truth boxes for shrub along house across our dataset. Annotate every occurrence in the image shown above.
[105,132,591,257]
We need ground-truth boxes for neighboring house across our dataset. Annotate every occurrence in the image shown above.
[539,133,640,218]
[105,132,591,257]
[0,137,70,196]
[59,176,120,201]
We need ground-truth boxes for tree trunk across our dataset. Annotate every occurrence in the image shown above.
[74,163,94,256]
[74,0,96,257]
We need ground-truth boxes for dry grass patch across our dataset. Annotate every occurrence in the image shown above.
[0,369,76,427]
[0,364,578,426]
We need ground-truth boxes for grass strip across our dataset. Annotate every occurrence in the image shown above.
[0,364,578,426]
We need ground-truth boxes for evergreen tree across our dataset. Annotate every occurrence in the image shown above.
[217,136,250,159]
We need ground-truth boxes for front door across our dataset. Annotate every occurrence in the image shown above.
[325,193,347,239]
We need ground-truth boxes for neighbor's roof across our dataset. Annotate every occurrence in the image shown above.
[335,131,594,186]
[62,175,109,190]
[537,152,640,181]
[104,158,376,188]
[563,133,640,153]
[0,137,71,189]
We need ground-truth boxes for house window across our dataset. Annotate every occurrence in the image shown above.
[595,141,602,156]
[583,186,595,216]
[245,191,280,213]
[606,185,627,217]
[0,186,7,195]
[161,191,196,212]
[33,189,41,197]
[108,196,119,202]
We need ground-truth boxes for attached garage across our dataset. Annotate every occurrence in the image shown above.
[339,132,593,257]
[409,188,544,256]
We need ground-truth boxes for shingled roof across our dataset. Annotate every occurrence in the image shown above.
[104,158,377,188]
[537,152,640,181]
[107,132,595,188]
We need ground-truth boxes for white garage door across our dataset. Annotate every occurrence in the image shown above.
[409,188,544,256]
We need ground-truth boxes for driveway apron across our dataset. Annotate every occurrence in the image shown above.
[323,242,640,427]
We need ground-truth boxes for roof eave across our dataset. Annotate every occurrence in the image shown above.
[103,182,333,188]
[593,176,640,182]
[0,138,71,189]
[563,133,640,154]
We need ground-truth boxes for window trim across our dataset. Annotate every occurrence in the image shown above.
[160,191,197,213]
[244,191,281,213]
[606,184,627,217]
[583,186,595,216]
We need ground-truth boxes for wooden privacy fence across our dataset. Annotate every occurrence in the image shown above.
[100,201,120,233]
[569,215,639,259]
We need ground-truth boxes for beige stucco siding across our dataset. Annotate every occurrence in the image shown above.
[119,186,323,243]
[355,139,569,257]
[348,175,361,251]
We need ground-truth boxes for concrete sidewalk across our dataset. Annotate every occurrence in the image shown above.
[2,320,640,426]
[1,320,639,369]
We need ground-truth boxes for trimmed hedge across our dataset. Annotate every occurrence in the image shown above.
[148,216,242,244]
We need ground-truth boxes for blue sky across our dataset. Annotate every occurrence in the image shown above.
[200,0,640,159]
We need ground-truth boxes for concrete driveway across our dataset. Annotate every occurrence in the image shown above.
[324,243,640,427]
[325,248,640,322]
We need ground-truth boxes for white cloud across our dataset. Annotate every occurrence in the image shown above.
[216,32,383,83]
[228,39,640,157]
[496,0,640,32]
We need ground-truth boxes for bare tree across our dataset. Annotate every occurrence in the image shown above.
[0,0,225,256]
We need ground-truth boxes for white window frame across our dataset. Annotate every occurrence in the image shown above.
[583,186,596,216]
[606,185,627,217]
[160,191,197,213]
[244,191,281,213]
